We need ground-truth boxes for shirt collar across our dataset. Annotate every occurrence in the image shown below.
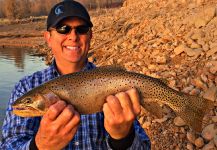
[50,59,96,77]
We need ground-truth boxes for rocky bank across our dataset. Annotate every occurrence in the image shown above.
[0,0,217,149]
[91,0,217,149]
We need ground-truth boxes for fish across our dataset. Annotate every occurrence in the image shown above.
[12,66,214,132]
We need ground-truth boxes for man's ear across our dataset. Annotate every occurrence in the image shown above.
[44,31,52,48]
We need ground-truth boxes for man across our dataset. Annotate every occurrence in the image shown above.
[0,0,150,149]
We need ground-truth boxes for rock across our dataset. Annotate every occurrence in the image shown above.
[148,64,157,70]
[186,143,194,150]
[189,88,201,95]
[194,17,208,28]
[202,44,210,51]
[215,77,217,85]
[194,7,216,28]
[191,30,205,40]
[195,137,205,148]
[182,85,194,93]
[187,132,196,144]
[202,140,215,150]
[201,74,208,83]
[190,42,201,49]
[168,79,176,89]
[142,121,151,129]
[210,67,217,74]
[152,116,169,123]
[174,44,186,55]
[203,85,217,101]
[138,53,144,59]
[138,116,145,124]
[156,55,167,64]
[212,116,217,122]
[209,42,217,49]
[214,135,217,147]
[186,38,194,45]
[202,124,217,141]
[185,48,202,57]
[196,0,205,5]
[207,47,217,58]
[174,116,186,127]
[191,78,207,90]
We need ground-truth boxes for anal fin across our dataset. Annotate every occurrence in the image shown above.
[141,100,164,118]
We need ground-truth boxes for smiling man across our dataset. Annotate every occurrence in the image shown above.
[0,0,150,149]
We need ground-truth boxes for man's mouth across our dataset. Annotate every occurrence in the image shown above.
[65,46,80,51]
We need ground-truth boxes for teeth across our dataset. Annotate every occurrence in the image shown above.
[65,46,79,50]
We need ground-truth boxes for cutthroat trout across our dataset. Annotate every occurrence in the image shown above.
[12,67,214,132]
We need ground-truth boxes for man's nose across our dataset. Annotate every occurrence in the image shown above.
[67,29,79,41]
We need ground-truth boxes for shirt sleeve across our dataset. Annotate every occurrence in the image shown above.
[0,80,41,150]
[106,120,151,150]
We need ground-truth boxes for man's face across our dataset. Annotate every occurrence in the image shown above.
[45,17,92,66]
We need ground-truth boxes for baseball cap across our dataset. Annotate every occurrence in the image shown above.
[47,0,93,30]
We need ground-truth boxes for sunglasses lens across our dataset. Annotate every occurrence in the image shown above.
[56,25,71,34]
[55,25,90,35]
[76,25,90,34]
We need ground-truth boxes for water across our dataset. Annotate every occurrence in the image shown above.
[0,48,47,139]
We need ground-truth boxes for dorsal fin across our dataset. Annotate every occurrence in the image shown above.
[94,65,126,71]
[159,78,169,85]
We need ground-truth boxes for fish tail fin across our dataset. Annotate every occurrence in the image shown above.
[177,95,214,132]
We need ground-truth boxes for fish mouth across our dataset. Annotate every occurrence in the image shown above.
[12,105,36,111]
[12,106,44,117]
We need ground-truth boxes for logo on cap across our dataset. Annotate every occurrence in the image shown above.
[55,5,64,16]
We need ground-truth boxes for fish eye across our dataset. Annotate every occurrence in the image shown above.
[25,98,31,103]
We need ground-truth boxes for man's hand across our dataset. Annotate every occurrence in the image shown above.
[103,88,141,139]
[35,96,80,150]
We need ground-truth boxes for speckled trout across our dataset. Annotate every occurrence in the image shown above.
[12,67,214,132]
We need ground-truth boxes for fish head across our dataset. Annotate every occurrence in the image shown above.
[12,91,47,117]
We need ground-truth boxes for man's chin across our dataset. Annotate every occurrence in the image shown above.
[66,58,85,64]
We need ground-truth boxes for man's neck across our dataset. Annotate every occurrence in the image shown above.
[55,60,86,75]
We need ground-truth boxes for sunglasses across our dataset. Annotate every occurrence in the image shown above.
[52,25,90,35]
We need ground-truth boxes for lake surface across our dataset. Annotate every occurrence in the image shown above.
[0,48,47,139]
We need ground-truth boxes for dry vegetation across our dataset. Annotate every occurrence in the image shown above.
[0,0,123,19]
[0,0,60,19]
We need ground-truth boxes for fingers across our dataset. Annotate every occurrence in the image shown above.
[115,92,133,114]
[66,111,80,133]
[115,91,135,122]
[126,88,141,115]
[105,95,123,116]
[54,105,76,126]
[105,88,140,116]
[103,102,118,124]
[45,100,67,121]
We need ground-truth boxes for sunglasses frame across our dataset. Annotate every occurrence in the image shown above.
[49,24,91,35]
